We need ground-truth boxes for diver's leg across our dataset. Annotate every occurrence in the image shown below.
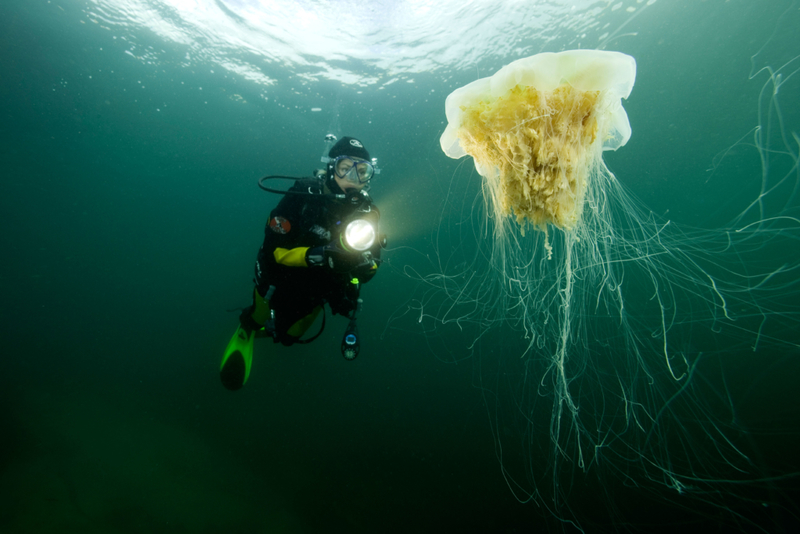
[220,286,277,390]
[274,305,323,346]
[241,286,271,332]
[249,244,272,330]
[230,244,273,342]
[220,244,273,390]
[286,306,323,341]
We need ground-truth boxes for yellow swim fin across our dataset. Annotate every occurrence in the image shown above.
[220,325,255,391]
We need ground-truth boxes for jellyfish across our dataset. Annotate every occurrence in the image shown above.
[439,50,641,453]
[426,49,800,526]
[440,50,636,240]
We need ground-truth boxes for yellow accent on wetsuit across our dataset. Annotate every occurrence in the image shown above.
[287,306,322,338]
[251,287,271,325]
[274,247,310,267]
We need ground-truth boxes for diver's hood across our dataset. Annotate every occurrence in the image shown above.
[325,174,345,196]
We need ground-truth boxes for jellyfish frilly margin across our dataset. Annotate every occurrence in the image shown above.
[440,50,636,244]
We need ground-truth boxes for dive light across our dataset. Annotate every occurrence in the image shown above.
[343,219,377,252]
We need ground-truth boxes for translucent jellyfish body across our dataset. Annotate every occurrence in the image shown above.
[441,50,636,233]
[429,49,800,527]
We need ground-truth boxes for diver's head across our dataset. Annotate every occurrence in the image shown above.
[326,136,376,194]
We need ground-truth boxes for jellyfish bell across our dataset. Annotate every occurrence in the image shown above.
[440,50,636,156]
[440,50,636,234]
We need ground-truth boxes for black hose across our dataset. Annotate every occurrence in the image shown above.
[258,175,326,196]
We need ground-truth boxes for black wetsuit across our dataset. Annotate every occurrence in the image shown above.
[254,177,381,342]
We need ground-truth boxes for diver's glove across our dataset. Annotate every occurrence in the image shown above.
[307,241,379,274]
[351,257,380,281]
[306,244,333,268]
[306,243,359,273]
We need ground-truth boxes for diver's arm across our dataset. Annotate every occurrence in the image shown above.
[274,246,312,267]
[264,193,315,268]
[306,242,378,274]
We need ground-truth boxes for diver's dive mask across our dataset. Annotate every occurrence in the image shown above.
[324,155,380,184]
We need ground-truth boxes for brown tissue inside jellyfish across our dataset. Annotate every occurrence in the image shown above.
[457,84,600,232]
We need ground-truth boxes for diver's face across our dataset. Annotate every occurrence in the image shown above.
[334,174,367,192]
[333,157,370,192]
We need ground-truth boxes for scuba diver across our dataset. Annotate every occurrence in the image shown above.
[220,135,385,390]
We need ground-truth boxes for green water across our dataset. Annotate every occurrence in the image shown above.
[1,0,799,532]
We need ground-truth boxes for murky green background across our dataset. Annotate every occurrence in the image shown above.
[1,1,798,532]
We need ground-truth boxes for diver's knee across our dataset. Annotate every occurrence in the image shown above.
[279,335,299,347]
[238,306,262,333]
[251,286,272,325]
